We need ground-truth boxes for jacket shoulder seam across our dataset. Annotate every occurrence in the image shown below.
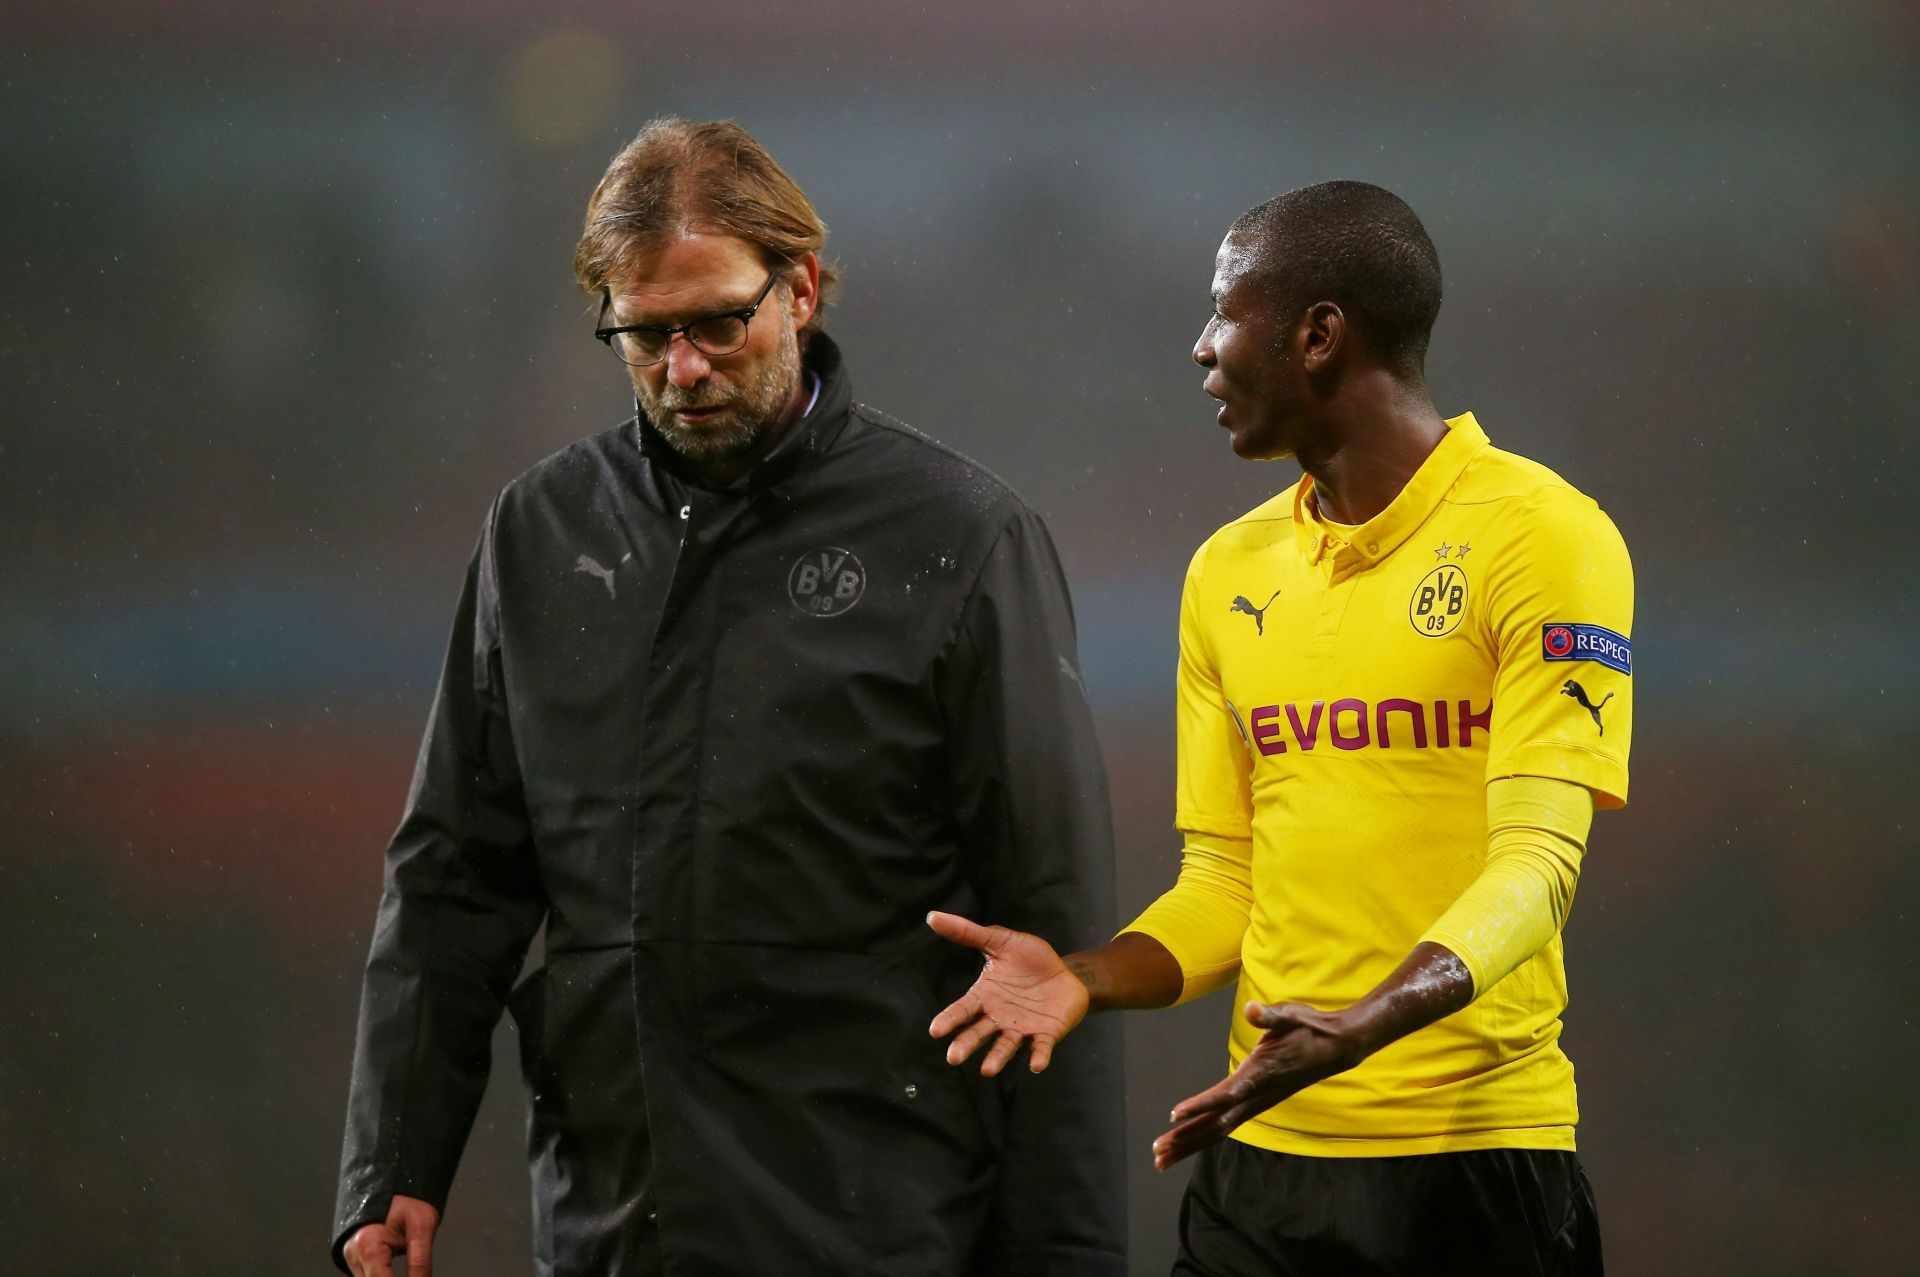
[498,422,635,500]
[848,404,1024,507]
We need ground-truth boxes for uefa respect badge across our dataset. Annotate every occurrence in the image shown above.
[1541,623,1631,675]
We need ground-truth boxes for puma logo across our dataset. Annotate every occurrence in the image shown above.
[574,553,630,599]
[1560,679,1613,735]
[1230,590,1282,636]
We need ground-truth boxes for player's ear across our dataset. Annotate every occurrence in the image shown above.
[785,253,820,330]
[1301,301,1344,373]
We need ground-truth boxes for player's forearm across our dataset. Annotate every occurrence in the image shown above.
[1064,931,1185,1014]
[1419,775,1591,995]
[1342,777,1594,1056]
[1338,941,1476,1055]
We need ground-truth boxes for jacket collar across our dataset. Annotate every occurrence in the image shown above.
[633,331,855,494]
[1292,411,1489,569]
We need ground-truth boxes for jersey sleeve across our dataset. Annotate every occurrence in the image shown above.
[1419,775,1591,996]
[1122,831,1253,1004]
[1481,489,1634,808]
[1123,538,1257,1003]
[1173,538,1255,839]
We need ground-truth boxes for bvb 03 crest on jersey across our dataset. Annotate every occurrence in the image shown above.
[1409,559,1469,637]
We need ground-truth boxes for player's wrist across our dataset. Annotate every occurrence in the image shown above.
[1066,932,1183,1013]
[1060,952,1103,1014]
[1329,1001,1391,1060]
[1341,942,1475,1058]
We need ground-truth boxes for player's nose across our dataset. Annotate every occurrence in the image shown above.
[665,334,711,388]
[1192,327,1216,367]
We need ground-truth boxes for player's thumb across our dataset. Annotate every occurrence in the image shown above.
[926,910,990,951]
[1245,999,1307,1030]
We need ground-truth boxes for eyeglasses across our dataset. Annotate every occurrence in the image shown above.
[594,270,783,367]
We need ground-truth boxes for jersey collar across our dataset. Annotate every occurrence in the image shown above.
[1292,411,1489,568]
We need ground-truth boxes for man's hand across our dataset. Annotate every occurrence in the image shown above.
[1152,1000,1366,1170]
[343,1195,440,1277]
[1151,942,1475,1170]
[926,911,1090,1076]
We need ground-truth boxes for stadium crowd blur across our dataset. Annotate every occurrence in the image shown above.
[4,4,1916,1272]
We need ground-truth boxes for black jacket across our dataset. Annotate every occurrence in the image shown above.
[333,335,1126,1276]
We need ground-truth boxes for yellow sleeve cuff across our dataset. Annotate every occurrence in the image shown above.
[1420,775,1593,997]
[1121,830,1253,1005]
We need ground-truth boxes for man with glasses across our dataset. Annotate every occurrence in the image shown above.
[332,118,1125,1276]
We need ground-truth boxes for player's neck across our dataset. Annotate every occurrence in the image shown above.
[1298,374,1448,525]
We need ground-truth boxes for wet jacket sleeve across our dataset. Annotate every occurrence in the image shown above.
[330,499,549,1271]
[938,506,1127,1277]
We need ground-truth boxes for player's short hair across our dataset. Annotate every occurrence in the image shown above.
[1231,181,1442,377]
[574,117,838,335]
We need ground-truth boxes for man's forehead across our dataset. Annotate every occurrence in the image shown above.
[611,271,761,309]
[608,233,768,314]
[1213,232,1261,294]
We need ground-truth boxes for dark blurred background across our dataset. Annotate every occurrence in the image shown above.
[4,2,1918,1273]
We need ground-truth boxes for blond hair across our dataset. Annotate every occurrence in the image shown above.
[574,118,837,334]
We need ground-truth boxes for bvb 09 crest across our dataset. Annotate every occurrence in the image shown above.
[1409,562,1468,637]
[789,547,866,618]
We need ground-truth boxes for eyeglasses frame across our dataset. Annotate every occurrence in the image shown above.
[594,269,785,367]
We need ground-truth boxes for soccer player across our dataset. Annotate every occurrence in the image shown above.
[930,181,1631,1275]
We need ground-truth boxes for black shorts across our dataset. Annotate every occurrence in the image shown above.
[1172,1139,1602,1277]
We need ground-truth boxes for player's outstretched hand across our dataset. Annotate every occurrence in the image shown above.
[343,1194,440,1277]
[926,911,1090,1077]
[1151,1000,1365,1170]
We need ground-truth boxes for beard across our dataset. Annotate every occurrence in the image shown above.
[639,324,803,467]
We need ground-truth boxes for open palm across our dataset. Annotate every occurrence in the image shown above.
[926,911,1089,1076]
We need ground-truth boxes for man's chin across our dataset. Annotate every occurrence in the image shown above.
[657,416,760,463]
[1228,428,1292,462]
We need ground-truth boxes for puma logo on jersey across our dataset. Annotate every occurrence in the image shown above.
[574,553,630,599]
[1230,590,1282,635]
[1560,679,1613,735]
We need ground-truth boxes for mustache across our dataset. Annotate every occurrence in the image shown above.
[652,388,738,413]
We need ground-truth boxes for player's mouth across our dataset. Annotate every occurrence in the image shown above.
[673,404,726,423]
[1203,378,1228,424]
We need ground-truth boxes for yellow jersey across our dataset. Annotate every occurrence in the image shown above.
[1128,411,1633,1156]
